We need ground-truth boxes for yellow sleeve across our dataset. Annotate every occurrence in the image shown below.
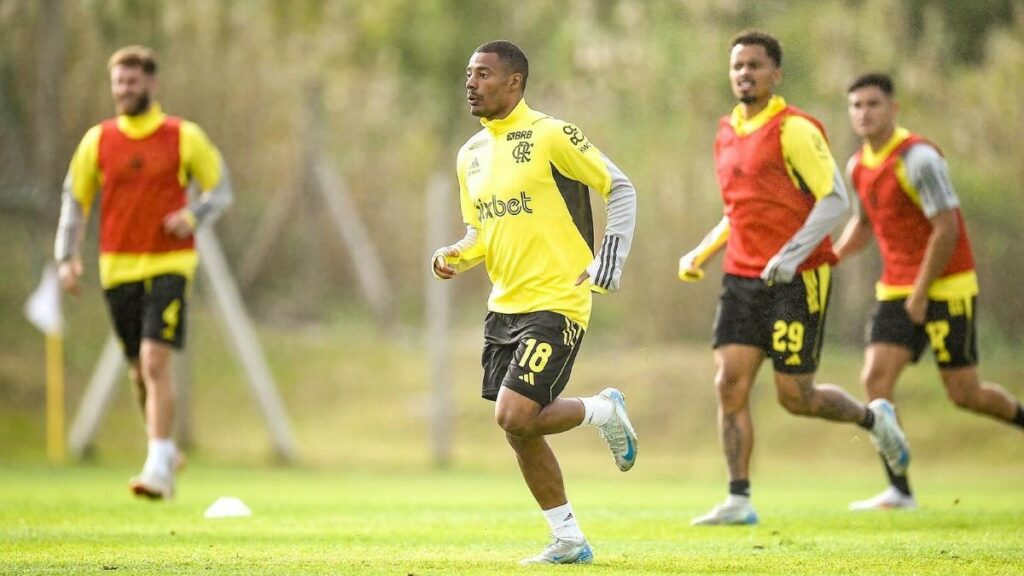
[68,125,103,218]
[780,115,837,200]
[179,121,223,191]
[547,121,613,198]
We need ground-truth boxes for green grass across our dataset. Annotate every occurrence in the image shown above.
[3,462,1024,575]
[4,208,1024,574]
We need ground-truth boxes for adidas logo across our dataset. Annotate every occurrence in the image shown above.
[518,373,535,386]
[785,353,801,366]
[563,513,574,522]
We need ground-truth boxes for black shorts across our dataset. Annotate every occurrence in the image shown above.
[867,296,978,368]
[481,311,585,406]
[103,274,189,359]
[712,267,832,374]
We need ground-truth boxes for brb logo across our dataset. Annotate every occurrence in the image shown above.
[476,191,534,221]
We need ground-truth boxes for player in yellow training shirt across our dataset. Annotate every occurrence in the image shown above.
[54,46,232,499]
[431,40,637,566]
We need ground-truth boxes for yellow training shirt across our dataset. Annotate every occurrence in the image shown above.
[454,100,617,329]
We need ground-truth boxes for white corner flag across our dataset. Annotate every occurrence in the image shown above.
[25,264,63,336]
[26,264,66,463]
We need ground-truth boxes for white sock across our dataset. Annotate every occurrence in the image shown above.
[579,396,613,427]
[144,438,176,477]
[725,494,750,507]
[543,502,585,541]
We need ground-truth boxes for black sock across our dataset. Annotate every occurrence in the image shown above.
[859,407,875,430]
[729,479,750,498]
[1013,404,1024,429]
[881,454,912,496]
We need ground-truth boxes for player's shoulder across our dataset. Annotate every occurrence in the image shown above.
[530,114,598,155]
[459,128,489,155]
[83,123,105,140]
[524,110,568,137]
[781,112,825,138]
[177,118,209,139]
[76,124,105,152]
[901,138,942,163]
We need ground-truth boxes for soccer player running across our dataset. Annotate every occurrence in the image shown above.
[54,46,232,499]
[432,40,638,564]
[838,73,1024,510]
[677,31,910,525]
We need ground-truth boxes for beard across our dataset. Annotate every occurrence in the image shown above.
[119,92,151,116]
[738,94,757,104]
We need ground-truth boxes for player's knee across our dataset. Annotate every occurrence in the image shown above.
[861,367,895,400]
[945,384,977,410]
[776,390,812,416]
[139,349,171,388]
[494,409,533,438]
[714,372,750,410]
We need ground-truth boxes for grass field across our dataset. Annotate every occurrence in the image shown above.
[4,216,1024,574]
[3,460,1024,575]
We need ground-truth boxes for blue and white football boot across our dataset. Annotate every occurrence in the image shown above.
[519,536,594,565]
[597,388,638,472]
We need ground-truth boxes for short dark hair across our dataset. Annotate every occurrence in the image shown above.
[848,72,894,95]
[108,45,158,75]
[731,30,782,67]
[474,40,529,90]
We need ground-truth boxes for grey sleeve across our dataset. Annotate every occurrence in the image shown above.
[903,144,959,218]
[586,154,637,292]
[54,172,87,262]
[761,164,849,283]
[189,159,234,226]
[849,185,864,219]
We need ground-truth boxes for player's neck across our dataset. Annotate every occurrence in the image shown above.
[739,96,772,120]
[865,124,896,153]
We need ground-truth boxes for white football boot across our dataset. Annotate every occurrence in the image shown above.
[129,469,175,500]
[849,486,917,511]
[596,388,638,471]
[867,399,911,475]
[130,450,176,500]
[691,496,759,526]
[519,536,594,565]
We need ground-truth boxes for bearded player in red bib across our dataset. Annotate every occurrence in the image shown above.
[54,46,232,499]
[678,31,910,525]
[837,73,1024,511]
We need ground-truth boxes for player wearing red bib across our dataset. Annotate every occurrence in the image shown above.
[55,46,232,499]
[678,31,910,525]
[837,73,1024,511]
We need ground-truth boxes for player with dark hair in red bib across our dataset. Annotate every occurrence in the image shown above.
[678,31,910,525]
[838,73,1024,511]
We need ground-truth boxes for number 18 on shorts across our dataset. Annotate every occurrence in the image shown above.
[481,311,585,406]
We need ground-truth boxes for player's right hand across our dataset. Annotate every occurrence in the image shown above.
[431,246,459,280]
[677,251,704,282]
[58,258,84,295]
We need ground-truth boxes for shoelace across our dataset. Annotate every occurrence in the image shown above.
[871,423,906,468]
[599,419,627,455]
[541,536,582,556]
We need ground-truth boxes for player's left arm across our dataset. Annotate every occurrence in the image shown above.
[762,116,850,283]
[549,122,637,292]
[903,143,961,323]
[165,121,234,238]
